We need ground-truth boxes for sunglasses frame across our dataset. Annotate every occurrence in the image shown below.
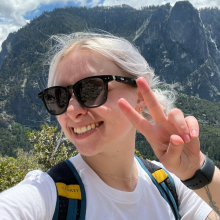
[38,75,137,116]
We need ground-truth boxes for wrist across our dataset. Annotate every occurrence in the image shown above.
[181,155,215,190]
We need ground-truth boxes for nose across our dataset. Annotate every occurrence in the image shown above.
[65,95,87,120]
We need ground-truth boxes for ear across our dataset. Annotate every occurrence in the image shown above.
[135,88,145,113]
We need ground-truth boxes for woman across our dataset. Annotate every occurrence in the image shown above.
[0,32,219,219]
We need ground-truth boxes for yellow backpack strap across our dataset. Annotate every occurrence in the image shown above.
[47,160,86,220]
[135,156,179,220]
[56,182,81,200]
[152,169,169,183]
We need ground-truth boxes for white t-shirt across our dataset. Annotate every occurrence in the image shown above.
[0,154,212,220]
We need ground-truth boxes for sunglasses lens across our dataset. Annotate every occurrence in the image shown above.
[43,87,68,115]
[76,78,105,107]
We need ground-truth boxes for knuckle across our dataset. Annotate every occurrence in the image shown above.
[185,116,199,125]
[185,115,196,121]
[168,108,183,121]
[170,108,183,115]
[179,124,188,131]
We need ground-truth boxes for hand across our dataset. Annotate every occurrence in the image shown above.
[118,77,205,181]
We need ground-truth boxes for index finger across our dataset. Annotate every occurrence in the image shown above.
[137,77,166,124]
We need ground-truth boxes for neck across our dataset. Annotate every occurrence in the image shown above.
[81,140,138,191]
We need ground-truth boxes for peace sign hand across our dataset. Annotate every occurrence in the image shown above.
[118,77,205,181]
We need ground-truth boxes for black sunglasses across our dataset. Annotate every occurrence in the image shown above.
[38,75,137,116]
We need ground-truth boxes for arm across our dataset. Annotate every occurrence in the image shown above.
[118,77,220,218]
[199,167,220,219]
[206,210,220,220]
[0,170,56,220]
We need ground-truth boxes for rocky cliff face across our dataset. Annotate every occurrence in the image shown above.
[0,33,15,66]
[134,1,220,100]
[0,2,220,128]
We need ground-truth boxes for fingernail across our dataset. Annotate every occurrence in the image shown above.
[183,134,190,143]
[191,130,198,137]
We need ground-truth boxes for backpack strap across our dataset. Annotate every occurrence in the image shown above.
[135,156,179,220]
[47,160,86,220]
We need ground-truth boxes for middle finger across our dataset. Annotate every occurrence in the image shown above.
[168,108,190,143]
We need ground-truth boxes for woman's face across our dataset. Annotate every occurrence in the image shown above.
[56,49,141,156]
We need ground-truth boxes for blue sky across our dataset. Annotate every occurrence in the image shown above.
[24,1,90,20]
[0,0,220,51]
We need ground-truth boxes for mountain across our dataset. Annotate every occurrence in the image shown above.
[134,1,220,100]
[0,4,158,128]
[0,2,220,129]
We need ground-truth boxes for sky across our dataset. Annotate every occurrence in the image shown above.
[0,0,220,51]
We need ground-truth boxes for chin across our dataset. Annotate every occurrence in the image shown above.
[74,143,102,157]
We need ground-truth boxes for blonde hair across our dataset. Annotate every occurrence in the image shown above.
[46,31,175,124]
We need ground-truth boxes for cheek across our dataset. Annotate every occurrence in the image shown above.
[57,115,67,130]
[57,115,75,142]
[103,98,135,129]
[108,90,137,111]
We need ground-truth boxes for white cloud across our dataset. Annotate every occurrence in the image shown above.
[101,0,167,8]
[0,0,220,52]
[0,23,18,49]
[0,0,85,51]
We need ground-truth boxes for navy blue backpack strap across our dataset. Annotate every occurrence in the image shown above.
[47,160,86,220]
[135,156,179,220]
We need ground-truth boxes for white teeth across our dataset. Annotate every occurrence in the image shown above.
[81,126,87,133]
[74,123,100,134]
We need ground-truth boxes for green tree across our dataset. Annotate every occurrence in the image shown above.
[0,149,43,192]
[26,123,78,171]
[0,124,78,192]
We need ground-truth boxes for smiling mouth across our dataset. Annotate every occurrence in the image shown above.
[73,122,103,134]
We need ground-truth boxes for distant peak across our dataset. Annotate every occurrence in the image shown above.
[121,4,133,8]
[170,0,199,20]
[173,0,195,10]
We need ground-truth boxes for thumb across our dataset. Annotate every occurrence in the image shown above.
[160,135,184,172]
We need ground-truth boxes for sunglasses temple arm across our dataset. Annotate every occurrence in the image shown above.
[114,76,137,87]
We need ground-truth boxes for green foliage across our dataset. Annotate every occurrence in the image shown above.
[199,125,220,167]
[0,149,42,192]
[134,149,144,158]
[135,132,159,161]
[175,93,220,127]
[0,123,32,157]
[26,123,78,171]
[0,124,78,192]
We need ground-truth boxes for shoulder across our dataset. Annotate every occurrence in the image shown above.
[0,170,57,220]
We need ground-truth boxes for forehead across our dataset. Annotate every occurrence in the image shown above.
[56,49,122,86]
